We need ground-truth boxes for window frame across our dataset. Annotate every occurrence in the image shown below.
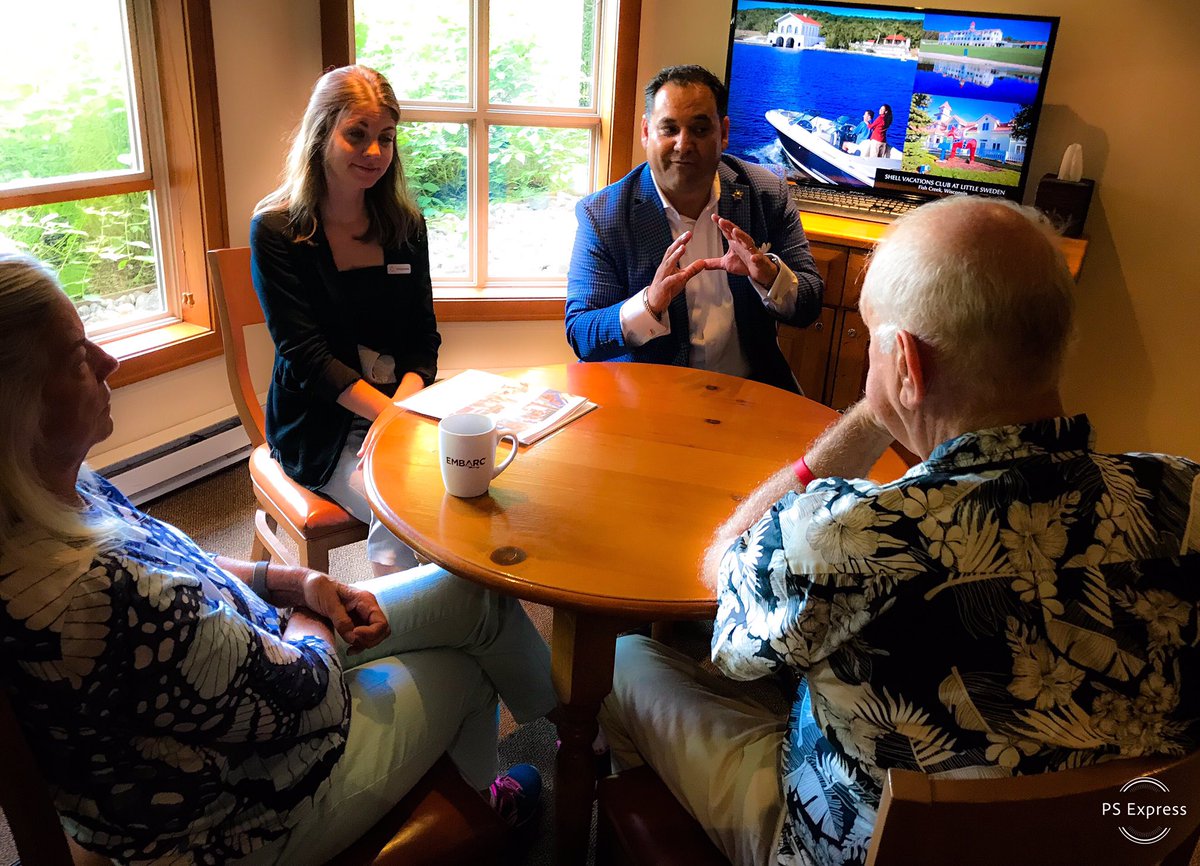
[0,0,227,388]
[319,0,640,322]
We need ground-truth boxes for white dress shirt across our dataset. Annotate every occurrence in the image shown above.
[618,173,800,378]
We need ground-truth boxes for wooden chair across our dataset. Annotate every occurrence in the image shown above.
[0,690,512,865]
[596,765,728,866]
[597,751,1200,866]
[207,246,367,572]
[866,751,1200,866]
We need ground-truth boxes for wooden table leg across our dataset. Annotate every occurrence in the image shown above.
[550,608,624,865]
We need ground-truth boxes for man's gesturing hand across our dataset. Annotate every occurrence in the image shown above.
[301,573,391,654]
[702,215,779,286]
[645,230,707,319]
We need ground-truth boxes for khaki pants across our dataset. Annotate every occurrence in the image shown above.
[599,635,789,866]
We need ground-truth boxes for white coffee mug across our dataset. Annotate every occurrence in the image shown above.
[438,413,518,498]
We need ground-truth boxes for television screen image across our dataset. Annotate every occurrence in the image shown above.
[897,94,1026,188]
[725,1,1059,203]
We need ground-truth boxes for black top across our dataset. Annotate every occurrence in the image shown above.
[249,211,441,489]
[341,265,392,355]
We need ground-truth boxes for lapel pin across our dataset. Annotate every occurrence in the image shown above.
[732,190,744,201]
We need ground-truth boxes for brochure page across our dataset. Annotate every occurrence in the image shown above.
[397,369,597,445]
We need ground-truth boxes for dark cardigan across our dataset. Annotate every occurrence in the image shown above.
[249,210,441,489]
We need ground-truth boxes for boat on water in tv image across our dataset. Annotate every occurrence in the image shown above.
[765,108,901,188]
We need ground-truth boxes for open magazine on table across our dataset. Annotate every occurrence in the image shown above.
[396,369,598,445]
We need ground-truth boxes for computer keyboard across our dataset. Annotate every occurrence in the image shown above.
[792,187,922,224]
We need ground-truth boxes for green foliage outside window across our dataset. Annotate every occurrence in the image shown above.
[356,14,590,221]
[0,64,157,302]
[1,194,156,302]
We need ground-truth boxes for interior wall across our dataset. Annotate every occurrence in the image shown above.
[97,0,1200,467]
[633,0,1200,459]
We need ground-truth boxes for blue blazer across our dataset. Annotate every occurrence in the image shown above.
[564,155,823,393]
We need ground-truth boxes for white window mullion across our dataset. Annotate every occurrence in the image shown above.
[0,173,152,207]
[473,0,489,289]
[127,0,179,324]
[482,110,601,128]
[120,0,150,176]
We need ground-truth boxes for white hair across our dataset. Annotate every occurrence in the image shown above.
[860,195,1075,396]
[0,254,114,549]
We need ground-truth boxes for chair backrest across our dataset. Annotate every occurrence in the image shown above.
[208,246,267,448]
[0,690,76,866]
[867,750,1200,866]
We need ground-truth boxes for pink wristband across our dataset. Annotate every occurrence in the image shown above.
[793,457,815,488]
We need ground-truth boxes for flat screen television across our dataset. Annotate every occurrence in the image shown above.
[724,1,1059,204]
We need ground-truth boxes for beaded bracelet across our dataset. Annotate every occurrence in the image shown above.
[642,288,663,324]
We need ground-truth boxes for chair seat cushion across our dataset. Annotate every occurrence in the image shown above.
[597,766,730,866]
[326,755,510,866]
[249,444,363,535]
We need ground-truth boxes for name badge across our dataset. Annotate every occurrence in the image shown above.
[387,263,412,275]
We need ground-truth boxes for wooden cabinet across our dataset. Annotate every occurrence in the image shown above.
[828,309,868,410]
[778,241,871,410]
[777,304,836,400]
[777,214,1087,412]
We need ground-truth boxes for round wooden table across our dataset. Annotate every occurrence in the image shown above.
[363,362,910,862]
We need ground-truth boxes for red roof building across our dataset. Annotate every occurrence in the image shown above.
[782,12,820,27]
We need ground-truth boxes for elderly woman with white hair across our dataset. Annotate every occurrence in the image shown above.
[0,253,553,863]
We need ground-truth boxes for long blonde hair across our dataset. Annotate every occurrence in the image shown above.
[0,255,113,549]
[254,65,422,246]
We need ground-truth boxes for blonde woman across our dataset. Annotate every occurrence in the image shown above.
[251,65,439,575]
[0,253,551,863]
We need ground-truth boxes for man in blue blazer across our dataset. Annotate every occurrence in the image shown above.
[565,65,824,393]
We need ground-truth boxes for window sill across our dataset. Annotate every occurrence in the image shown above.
[102,297,562,388]
[104,320,223,388]
[433,296,565,322]
[100,297,563,390]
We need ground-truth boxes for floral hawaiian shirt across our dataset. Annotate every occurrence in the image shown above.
[712,415,1200,866]
[0,469,350,864]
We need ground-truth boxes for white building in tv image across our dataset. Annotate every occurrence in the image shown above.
[856,33,912,58]
[923,100,1026,164]
[768,12,824,49]
[937,21,1004,47]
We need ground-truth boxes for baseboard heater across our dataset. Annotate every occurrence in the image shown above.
[97,417,252,506]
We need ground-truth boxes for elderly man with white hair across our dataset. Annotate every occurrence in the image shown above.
[599,195,1200,866]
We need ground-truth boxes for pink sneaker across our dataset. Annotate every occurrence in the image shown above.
[488,763,542,829]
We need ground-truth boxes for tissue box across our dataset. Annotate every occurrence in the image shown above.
[1033,174,1094,239]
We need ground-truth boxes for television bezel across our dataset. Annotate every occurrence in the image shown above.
[723,0,1061,203]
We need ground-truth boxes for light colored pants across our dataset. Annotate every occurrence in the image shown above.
[238,564,556,865]
[599,635,789,866]
[318,418,418,569]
